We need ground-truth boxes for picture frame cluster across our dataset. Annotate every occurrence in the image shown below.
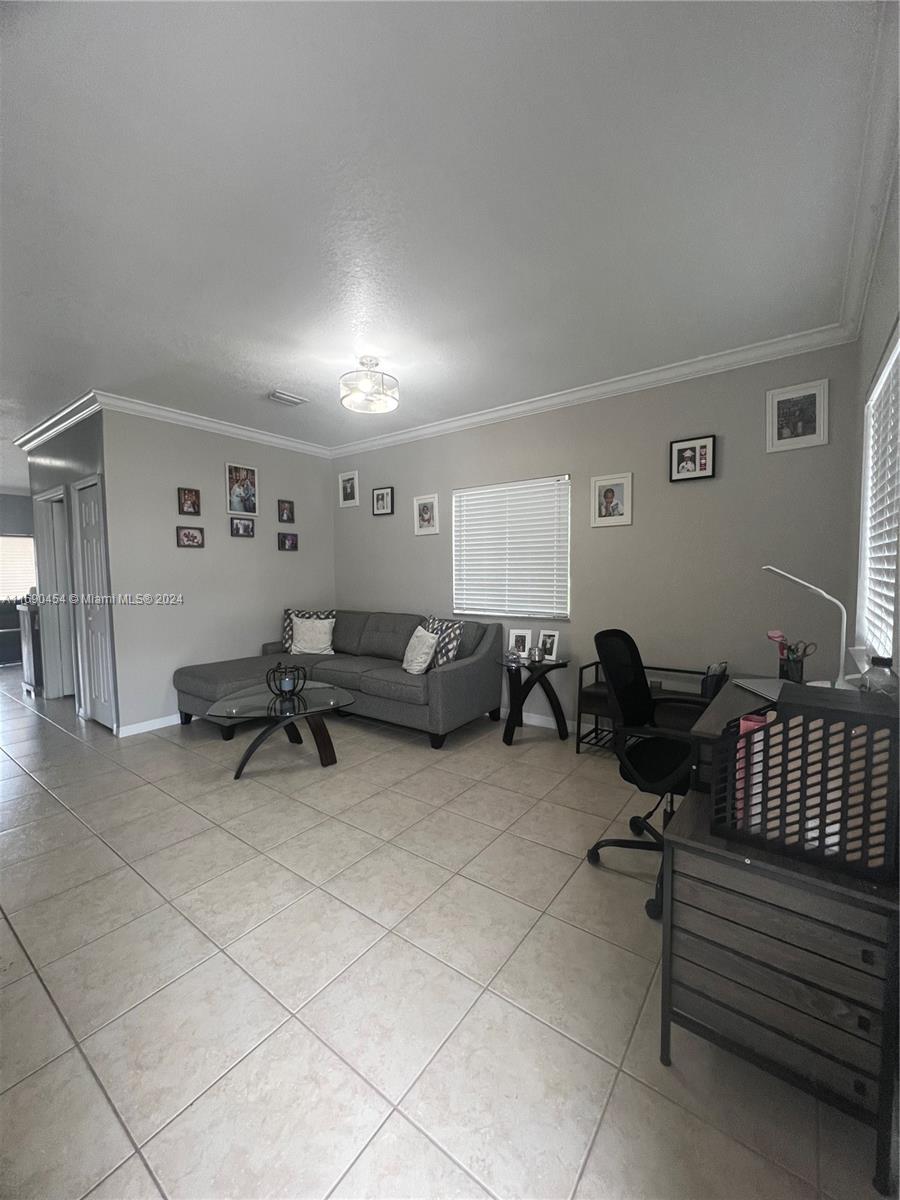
[338,469,440,536]
[175,465,299,550]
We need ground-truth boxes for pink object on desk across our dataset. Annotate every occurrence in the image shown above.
[767,629,788,659]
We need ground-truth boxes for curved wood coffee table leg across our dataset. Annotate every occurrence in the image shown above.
[283,721,303,745]
[305,713,337,767]
[233,720,287,780]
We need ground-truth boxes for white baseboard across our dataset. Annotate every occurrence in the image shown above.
[116,713,182,738]
[500,707,577,735]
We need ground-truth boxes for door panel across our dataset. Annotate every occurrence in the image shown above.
[73,482,116,729]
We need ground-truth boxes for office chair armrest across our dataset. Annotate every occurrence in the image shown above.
[578,661,601,682]
[643,664,707,678]
[617,723,695,743]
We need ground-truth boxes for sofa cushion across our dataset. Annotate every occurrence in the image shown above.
[333,610,371,656]
[282,608,336,650]
[309,655,393,690]
[358,612,424,661]
[361,665,430,706]
[458,621,486,660]
[174,653,326,703]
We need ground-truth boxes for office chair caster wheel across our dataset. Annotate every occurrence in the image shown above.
[645,897,662,920]
[586,847,600,865]
[629,815,645,836]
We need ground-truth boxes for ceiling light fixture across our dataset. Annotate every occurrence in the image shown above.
[339,356,399,414]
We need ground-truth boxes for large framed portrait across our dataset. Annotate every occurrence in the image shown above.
[669,435,715,481]
[339,470,360,507]
[225,463,258,515]
[414,493,439,535]
[766,379,828,452]
[590,473,632,527]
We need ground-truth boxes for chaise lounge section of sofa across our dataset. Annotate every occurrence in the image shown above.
[173,609,503,748]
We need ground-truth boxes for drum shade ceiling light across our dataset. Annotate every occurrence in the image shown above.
[339,356,399,414]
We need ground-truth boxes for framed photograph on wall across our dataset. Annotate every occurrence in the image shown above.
[177,487,200,516]
[278,532,299,551]
[176,526,204,548]
[508,628,531,657]
[590,473,632,527]
[538,630,559,661]
[372,486,394,516]
[766,379,828,452]
[414,493,439,535]
[226,463,258,515]
[277,499,295,523]
[230,517,255,538]
[339,470,359,507]
[669,435,716,481]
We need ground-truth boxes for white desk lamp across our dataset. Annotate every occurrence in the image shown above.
[762,565,852,689]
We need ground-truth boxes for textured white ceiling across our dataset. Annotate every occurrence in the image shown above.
[0,1,892,488]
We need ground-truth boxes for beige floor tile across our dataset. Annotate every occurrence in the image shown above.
[222,795,324,850]
[154,764,235,803]
[516,739,582,774]
[75,783,182,834]
[397,875,538,984]
[52,768,148,809]
[10,866,162,966]
[83,953,286,1143]
[104,803,212,861]
[29,757,123,788]
[132,826,257,898]
[493,914,653,1062]
[178,778,278,823]
[144,1021,390,1199]
[508,799,608,856]
[589,817,661,881]
[174,854,313,946]
[0,836,122,913]
[444,781,536,829]
[390,765,475,806]
[623,970,817,1182]
[575,1074,815,1200]
[819,1103,885,1200]
[301,934,480,1100]
[440,744,528,782]
[484,760,565,799]
[325,844,450,928]
[393,808,500,871]
[0,810,88,866]
[403,992,615,1200]
[0,1049,132,1200]
[291,769,384,814]
[267,818,382,884]
[229,889,384,1009]
[332,1112,491,1200]
[0,775,50,803]
[548,862,662,961]
[0,917,32,985]
[342,790,436,840]
[461,832,580,908]
[543,770,634,818]
[343,750,437,790]
[0,790,63,830]
[110,744,211,782]
[41,904,215,1038]
[0,972,73,1090]
[85,1155,162,1200]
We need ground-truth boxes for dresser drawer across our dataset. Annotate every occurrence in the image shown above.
[672,928,882,1043]
[673,873,887,977]
[672,901,884,1010]
[672,984,880,1114]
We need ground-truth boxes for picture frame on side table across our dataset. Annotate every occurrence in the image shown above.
[339,470,360,507]
[508,628,531,657]
[669,435,716,481]
[590,473,632,527]
[372,486,394,515]
[766,379,828,452]
[414,493,439,535]
[538,630,559,661]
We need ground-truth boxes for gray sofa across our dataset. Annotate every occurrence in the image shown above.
[173,609,503,748]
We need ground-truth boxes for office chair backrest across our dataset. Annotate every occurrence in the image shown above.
[594,629,654,728]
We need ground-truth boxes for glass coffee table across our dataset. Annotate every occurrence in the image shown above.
[208,682,355,778]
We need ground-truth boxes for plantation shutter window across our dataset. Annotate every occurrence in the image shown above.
[859,341,900,659]
[452,475,571,619]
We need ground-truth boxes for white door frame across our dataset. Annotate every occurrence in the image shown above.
[32,486,75,701]
[70,474,120,730]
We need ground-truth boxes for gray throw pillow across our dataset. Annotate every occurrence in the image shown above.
[402,626,439,675]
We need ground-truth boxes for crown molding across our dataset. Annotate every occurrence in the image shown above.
[13,391,102,453]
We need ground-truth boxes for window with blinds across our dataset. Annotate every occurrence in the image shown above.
[452,475,571,619]
[0,536,37,600]
[858,340,900,659]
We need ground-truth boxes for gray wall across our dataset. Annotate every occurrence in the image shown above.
[333,341,861,723]
[0,492,33,536]
[27,411,104,496]
[858,171,899,397]
[102,410,335,728]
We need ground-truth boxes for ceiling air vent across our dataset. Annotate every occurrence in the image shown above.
[268,390,310,407]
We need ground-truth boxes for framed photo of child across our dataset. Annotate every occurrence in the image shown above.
[590,473,632,527]
[669,435,716,481]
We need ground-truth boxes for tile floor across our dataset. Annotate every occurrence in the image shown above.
[0,666,887,1200]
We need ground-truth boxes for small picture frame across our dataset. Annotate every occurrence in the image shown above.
[339,470,359,507]
[508,628,531,657]
[176,525,204,549]
[669,435,716,481]
[277,499,295,523]
[538,630,559,661]
[414,493,439,535]
[278,532,299,551]
[230,517,255,538]
[226,463,258,515]
[590,473,632,527]
[766,379,828,452]
[177,487,200,516]
[372,486,394,516]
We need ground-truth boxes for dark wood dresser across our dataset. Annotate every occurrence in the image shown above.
[662,790,898,1194]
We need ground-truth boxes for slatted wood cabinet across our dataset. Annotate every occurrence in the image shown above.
[661,792,898,1195]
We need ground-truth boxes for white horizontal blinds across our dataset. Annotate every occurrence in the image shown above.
[861,345,900,658]
[452,475,571,618]
[0,536,37,600]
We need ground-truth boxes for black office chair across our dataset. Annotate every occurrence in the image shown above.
[585,629,711,919]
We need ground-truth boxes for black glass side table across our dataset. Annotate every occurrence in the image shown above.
[501,656,569,745]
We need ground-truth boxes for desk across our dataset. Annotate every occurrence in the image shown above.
[660,692,899,1194]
